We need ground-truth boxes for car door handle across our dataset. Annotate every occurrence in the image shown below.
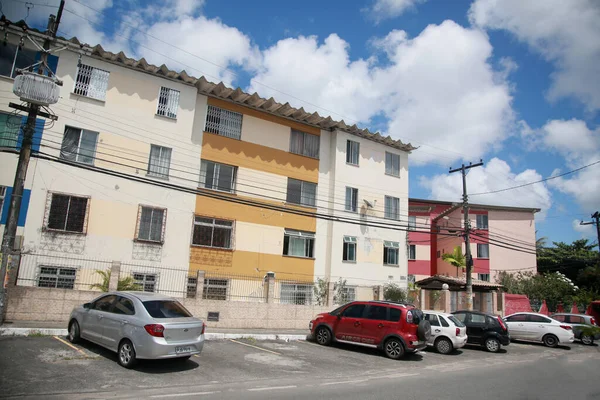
[97,315,103,319]
[121,320,129,324]
[354,321,361,327]
[435,329,441,333]
[378,323,386,328]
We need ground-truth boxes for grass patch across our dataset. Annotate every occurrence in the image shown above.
[27,330,46,337]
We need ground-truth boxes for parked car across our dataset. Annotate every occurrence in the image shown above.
[550,313,599,345]
[68,291,205,368]
[422,310,467,354]
[309,301,432,359]
[504,312,574,348]
[452,310,510,353]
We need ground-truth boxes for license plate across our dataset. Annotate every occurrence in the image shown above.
[175,346,192,354]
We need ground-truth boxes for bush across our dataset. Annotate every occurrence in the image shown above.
[383,283,408,303]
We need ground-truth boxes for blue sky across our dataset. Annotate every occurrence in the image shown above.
[5,0,600,246]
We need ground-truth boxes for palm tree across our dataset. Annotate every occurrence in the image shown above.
[535,231,547,252]
[90,269,140,292]
[441,246,466,277]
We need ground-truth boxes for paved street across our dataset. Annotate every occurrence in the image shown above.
[0,335,599,399]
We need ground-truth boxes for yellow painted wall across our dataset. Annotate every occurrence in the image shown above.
[189,247,314,281]
[201,133,319,183]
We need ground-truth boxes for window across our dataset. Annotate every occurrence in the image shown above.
[37,266,76,289]
[0,43,37,78]
[133,273,156,292]
[425,313,440,327]
[384,196,400,220]
[203,278,228,300]
[388,308,401,322]
[46,193,89,233]
[283,229,315,258]
[529,315,551,323]
[147,145,172,179]
[343,236,357,262]
[342,304,366,318]
[470,314,486,324]
[136,206,166,243]
[205,105,243,140]
[568,316,585,324]
[385,152,400,177]
[0,113,22,148]
[199,160,237,193]
[408,216,417,231]
[506,314,528,322]
[73,63,110,101]
[156,86,180,119]
[439,315,450,327]
[113,296,135,315]
[366,305,388,320]
[448,315,465,327]
[345,187,358,212]
[383,241,399,266]
[337,287,356,303]
[93,295,116,311]
[408,245,416,260]
[143,300,192,318]
[192,217,233,249]
[453,312,467,323]
[478,273,490,282]
[286,178,317,207]
[552,315,566,322]
[290,129,319,158]
[60,127,98,165]
[186,277,198,299]
[477,244,490,259]
[476,214,488,229]
[280,283,313,305]
[346,140,359,165]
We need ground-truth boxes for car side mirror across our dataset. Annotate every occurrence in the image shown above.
[337,314,342,320]
[83,303,91,309]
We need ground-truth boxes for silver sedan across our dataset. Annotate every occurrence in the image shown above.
[68,291,205,368]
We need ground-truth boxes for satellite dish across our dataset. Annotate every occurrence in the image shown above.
[364,199,374,208]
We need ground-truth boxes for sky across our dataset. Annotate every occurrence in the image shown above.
[3,0,600,246]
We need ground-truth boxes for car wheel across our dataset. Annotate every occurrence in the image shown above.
[315,326,332,346]
[118,339,138,369]
[68,320,81,344]
[384,338,405,360]
[543,334,559,348]
[581,334,594,346]
[484,337,500,353]
[435,337,453,355]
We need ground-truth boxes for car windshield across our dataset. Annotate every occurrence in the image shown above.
[448,315,465,327]
[143,300,192,318]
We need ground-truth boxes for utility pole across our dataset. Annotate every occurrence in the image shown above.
[449,160,484,311]
[0,2,64,322]
[580,211,600,256]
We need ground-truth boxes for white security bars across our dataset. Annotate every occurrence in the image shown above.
[73,64,110,101]
[205,105,243,139]
[157,87,180,119]
[148,145,172,178]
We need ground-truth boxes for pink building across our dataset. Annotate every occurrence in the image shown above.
[407,198,539,284]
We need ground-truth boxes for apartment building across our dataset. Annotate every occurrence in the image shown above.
[407,198,539,284]
[0,21,415,302]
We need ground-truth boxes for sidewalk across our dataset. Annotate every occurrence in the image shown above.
[0,320,309,341]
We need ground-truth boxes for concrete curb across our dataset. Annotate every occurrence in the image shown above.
[0,327,308,341]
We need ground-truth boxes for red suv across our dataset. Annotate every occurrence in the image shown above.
[309,301,431,359]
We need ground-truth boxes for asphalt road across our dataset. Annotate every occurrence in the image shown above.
[1,335,599,399]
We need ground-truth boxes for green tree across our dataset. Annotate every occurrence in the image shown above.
[383,283,408,303]
[90,269,140,292]
[535,231,547,252]
[537,239,598,291]
[333,278,350,305]
[313,278,328,306]
[441,246,466,276]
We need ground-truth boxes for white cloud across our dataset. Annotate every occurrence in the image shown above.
[365,0,428,23]
[419,157,552,219]
[469,0,600,112]
[251,21,515,165]
[521,119,600,211]
[572,219,596,238]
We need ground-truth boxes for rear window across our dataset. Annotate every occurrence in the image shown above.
[448,316,465,327]
[143,300,192,318]
[388,307,401,322]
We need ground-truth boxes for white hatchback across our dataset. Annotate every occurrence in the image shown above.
[423,310,468,354]
[504,312,575,347]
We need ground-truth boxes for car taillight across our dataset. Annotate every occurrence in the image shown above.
[592,318,597,326]
[455,328,460,336]
[497,317,507,331]
[406,310,414,324]
[144,324,165,337]
[560,325,572,331]
[201,322,206,335]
